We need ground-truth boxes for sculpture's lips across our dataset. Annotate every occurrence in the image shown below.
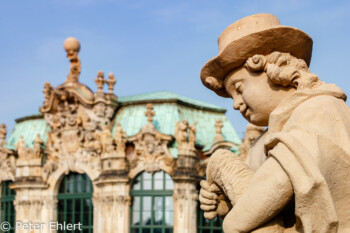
[240,105,250,119]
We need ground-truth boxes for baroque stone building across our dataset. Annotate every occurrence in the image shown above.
[0,38,241,233]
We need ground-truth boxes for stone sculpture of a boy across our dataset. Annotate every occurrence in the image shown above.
[199,14,350,233]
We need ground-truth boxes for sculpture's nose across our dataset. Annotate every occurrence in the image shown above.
[233,96,243,110]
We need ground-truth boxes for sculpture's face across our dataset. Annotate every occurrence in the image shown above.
[66,49,78,62]
[224,67,294,126]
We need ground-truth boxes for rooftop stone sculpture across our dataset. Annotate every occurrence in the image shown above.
[199,13,350,233]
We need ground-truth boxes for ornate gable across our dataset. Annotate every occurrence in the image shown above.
[128,104,175,177]
[40,38,120,180]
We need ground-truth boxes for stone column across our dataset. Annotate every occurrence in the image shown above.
[173,148,199,233]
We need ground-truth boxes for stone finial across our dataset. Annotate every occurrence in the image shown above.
[0,124,7,146]
[213,119,224,143]
[107,73,116,94]
[95,71,105,94]
[145,104,155,123]
[64,37,81,83]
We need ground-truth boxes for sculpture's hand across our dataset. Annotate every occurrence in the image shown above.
[200,180,231,219]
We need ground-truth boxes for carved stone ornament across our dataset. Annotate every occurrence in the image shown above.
[40,38,119,182]
[174,120,197,154]
[16,135,43,161]
[128,104,175,178]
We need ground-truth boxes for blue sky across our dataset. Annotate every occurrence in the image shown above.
[1,0,350,139]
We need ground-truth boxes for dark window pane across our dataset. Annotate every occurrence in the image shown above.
[154,228,162,233]
[0,181,16,232]
[214,231,223,233]
[58,173,93,232]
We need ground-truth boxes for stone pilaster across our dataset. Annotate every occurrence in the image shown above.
[94,177,130,233]
[173,149,199,233]
[93,149,130,233]
[11,156,48,233]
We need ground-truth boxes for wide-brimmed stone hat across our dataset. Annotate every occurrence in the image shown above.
[200,13,313,97]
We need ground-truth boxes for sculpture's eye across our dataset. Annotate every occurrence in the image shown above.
[234,82,243,94]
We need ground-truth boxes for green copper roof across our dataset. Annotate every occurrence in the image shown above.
[6,114,49,150]
[119,91,226,112]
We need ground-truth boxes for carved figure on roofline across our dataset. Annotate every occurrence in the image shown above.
[0,124,7,147]
[100,125,114,154]
[174,120,188,152]
[114,123,127,156]
[33,133,44,159]
[64,37,81,83]
[199,13,350,233]
[16,136,27,160]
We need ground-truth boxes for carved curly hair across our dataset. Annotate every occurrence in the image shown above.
[245,52,323,90]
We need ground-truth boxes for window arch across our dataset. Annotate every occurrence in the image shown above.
[57,173,93,233]
[131,171,174,233]
[0,181,16,233]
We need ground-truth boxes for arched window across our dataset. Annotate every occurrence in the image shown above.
[131,171,174,233]
[0,181,16,233]
[57,173,93,233]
